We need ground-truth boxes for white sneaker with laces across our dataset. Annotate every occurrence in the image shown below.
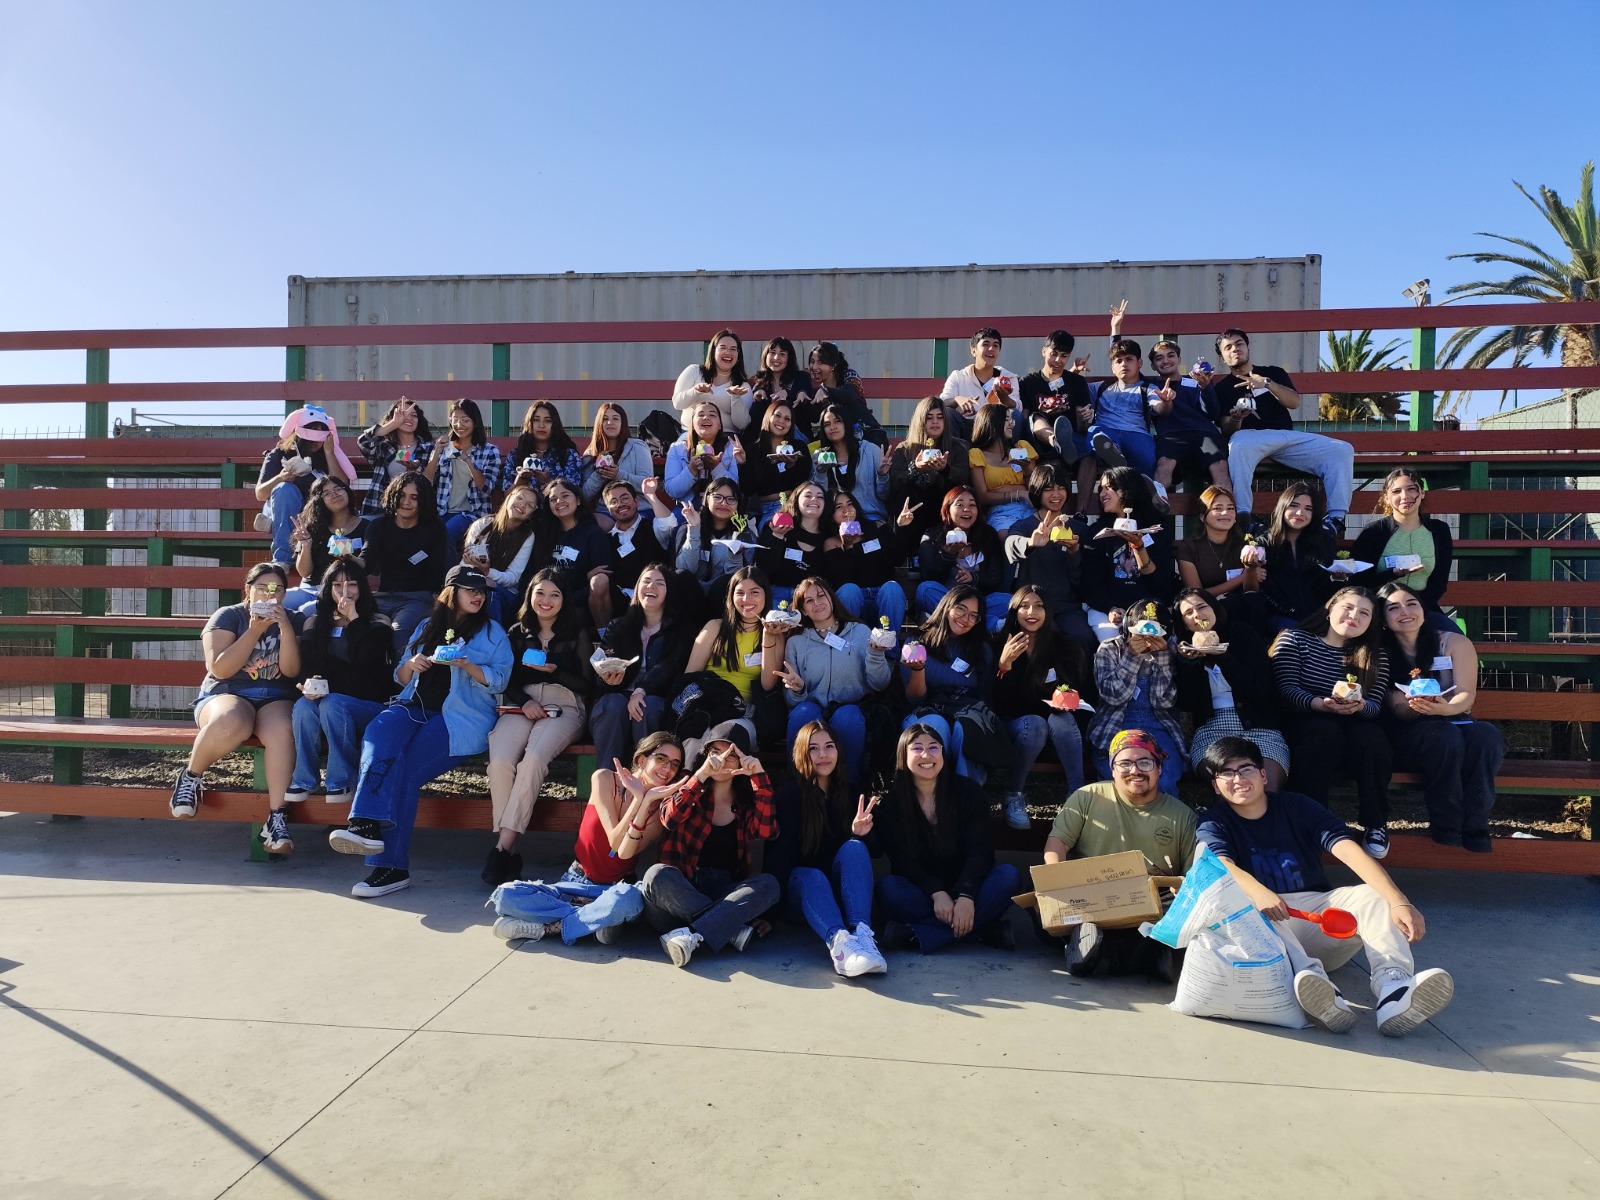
[1294,969,1356,1033]
[282,787,312,804]
[828,929,855,977]
[1376,967,1454,1037]
[729,924,755,953]
[324,788,355,806]
[660,927,703,968]
[494,916,552,943]
[169,769,204,819]
[260,811,294,855]
[851,923,889,974]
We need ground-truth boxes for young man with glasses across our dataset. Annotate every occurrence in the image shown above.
[1041,729,1197,980]
[1195,736,1454,1036]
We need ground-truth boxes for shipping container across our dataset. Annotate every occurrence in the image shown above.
[290,258,1321,431]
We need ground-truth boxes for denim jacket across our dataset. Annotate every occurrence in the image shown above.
[397,618,514,755]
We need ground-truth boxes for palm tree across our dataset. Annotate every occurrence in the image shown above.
[1318,330,1405,421]
[1440,161,1599,422]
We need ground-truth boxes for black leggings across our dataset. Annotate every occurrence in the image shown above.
[1286,714,1392,830]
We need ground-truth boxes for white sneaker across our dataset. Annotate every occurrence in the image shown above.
[828,929,856,977]
[282,787,312,804]
[593,923,621,946]
[1003,792,1030,831]
[660,926,702,968]
[494,916,552,943]
[324,787,355,806]
[253,513,272,534]
[1294,969,1356,1033]
[729,924,754,953]
[1376,967,1454,1037]
[848,923,888,975]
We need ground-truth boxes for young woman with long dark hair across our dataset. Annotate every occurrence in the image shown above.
[358,396,434,519]
[671,329,753,432]
[810,404,887,521]
[1270,586,1394,860]
[967,403,1036,532]
[255,405,354,565]
[755,479,830,604]
[504,399,583,492]
[483,568,595,886]
[539,477,610,605]
[1379,581,1504,853]
[1260,481,1335,632]
[665,400,743,502]
[888,395,972,544]
[1000,460,1097,658]
[1080,466,1175,628]
[746,335,815,432]
[901,584,994,780]
[684,565,776,710]
[738,399,813,528]
[580,403,654,513]
[822,488,911,635]
[364,470,451,656]
[1174,485,1262,625]
[915,485,1012,631]
[287,475,368,610]
[766,721,887,977]
[287,558,396,809]
[425,398,503,552]
[327,564,513,897]
[461,484,543,622]
[589,563,696,771]
[874,723,1023,953]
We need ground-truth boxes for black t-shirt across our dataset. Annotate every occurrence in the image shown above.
[698,819,739,874]
[365,516,449,594]
[1197,791,1352,894]
[1018,370,1092,422]
[1212,364,1297,432]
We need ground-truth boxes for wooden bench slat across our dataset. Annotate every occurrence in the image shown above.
[0,565,256,589]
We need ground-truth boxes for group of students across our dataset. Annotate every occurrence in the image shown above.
[160,321,1487,1026]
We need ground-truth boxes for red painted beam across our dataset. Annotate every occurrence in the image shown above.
[1,300,1597,351]
[0,488,257,510]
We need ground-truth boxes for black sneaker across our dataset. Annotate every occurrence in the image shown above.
[1090,432,1127,469]
[480,846,522,887]
[169,768,204,819]
[260,810,294,855]
[1430,828,1464,848]
[980,916,1016,951]
[1063,920,1104,977]
[329,818,385,855]
[1323,514,1347,541]
[877,919,917,952]
[1462,831,1494,854]
[352,867,410,899]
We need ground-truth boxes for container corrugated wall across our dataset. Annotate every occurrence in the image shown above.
[290,259,1320,430]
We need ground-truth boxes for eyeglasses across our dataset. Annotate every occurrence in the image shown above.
[949,608,980,624]
[1214,765,1260,782]
[1113,757,1159,773]
[647,753,683,769]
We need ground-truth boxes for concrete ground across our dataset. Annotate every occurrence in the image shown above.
[1,815,1596,1200]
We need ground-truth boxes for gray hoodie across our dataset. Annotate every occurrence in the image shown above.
[781,622,892,710]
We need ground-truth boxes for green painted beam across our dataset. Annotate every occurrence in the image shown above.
[85,348,110,439]
[932,338,950,379]
[491,343,512,435]
[1409,326,1436,431]
[285,345,307,417]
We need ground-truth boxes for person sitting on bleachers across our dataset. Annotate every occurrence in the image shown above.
[255,405,354,565]
[503,400,584,494]
[580,403,655,521]
[1352,468,1458,634]
[589,479,677,631]
[424,399,503,554]
[357,397,434,520]
[939,327,1021,442]
[169,562,306,858]
[364,471,450,656]
[287,476,369,611]
[460,485,543,623]
[886,395,971,544]
[671,329,753,433]
[664,401,742,503]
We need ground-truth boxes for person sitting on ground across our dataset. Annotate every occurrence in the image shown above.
[874,723,1023,953]
[1089,602,1187,794]
[424,398,503,553]
[460,484,543,622]
[887,395,972,543]
[1378,581,1504,853]
[287,559,396,809]
[1206,329,1353,539]
[991,585,1091,829]
[939,326,1021,442]
[504,400,583,493]
[1270,586,1394,861]
[327,564,513,898]
[483,569,594,887]
[170,562,306,858]
[1043,729,1198,981]
[1352,468,1458,633]
[1171,587,1290,790]
[642,720,779,968]
[671,328,753,432]
[255,405,354,565]
[580,402,655,519]
[766,720,888,978]
[364,470,450,655]
[358,396,434,519]
[1195,736,1455,1037]
[287,475,369,611]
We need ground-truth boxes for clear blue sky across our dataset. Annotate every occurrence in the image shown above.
[0,0,1590,432]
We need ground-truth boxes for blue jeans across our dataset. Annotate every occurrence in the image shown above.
[375,592,435,657]
[1228,429,1353,522]
[1007,713,1084,794]
[1087,423,1156,477]
[902,711,979,783]
[265,479,309,564]
[913,582,1010,632]
[985,499,1034,532]
[489,585,520,625]
[292,693,385,793]
[788,701,867,788]
[349,704,466,870]
[443,513,475,562]
[875,863,1024,953]
[834,582,907,633]
[590,691,667,776]
[784,839,875,942]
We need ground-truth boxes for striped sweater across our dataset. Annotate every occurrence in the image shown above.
[1270,628,1390,719]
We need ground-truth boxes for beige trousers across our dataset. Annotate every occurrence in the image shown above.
[1277,885,1415,992]
[487,682,586,834]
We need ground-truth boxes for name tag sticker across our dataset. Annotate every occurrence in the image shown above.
[952,657,970,674]
[1141,534,1155,548]
[784,547,804,562]
[1045,667,1057,683]
[1225,568,1245,581]
[556,546,579,562]
[701,551,711,562]
[330,626,344,638]
[743,651,763,668]
[1251,386,1270,397]
[616,535,635,557]
[775,461,787,472]
[861,539,881,554]
[823,632,848,651]
[1048,377,1064,392]
[1431,656,1454,671]
[1181,378,1198,389]
[407,550,429,564]
[621,588,635,600]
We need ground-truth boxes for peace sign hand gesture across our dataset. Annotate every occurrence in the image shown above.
[774,660,805,694]
[851,793,879,837]
[897,497,922,528]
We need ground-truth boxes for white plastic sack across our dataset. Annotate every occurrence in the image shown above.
[1146,844,1309,1029]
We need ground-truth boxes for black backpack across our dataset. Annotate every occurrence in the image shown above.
[667,672,748,743]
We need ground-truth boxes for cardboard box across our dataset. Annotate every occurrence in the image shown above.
[1012,850,1165,932]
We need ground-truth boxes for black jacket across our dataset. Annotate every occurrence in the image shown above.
[1173,621,1280,729]
[298,613,398,704]
[878,776,994,900]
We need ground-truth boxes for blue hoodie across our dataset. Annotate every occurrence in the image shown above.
[398,617,514,756]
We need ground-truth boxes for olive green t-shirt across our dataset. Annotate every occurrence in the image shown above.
[1048,780,1198,875]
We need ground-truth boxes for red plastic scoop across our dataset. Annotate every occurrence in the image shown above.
[1285,906,1359,939]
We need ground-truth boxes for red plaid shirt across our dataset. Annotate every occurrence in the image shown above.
[657,773,777,880]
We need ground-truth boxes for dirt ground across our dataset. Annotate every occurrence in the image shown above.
[1,744,1589,840]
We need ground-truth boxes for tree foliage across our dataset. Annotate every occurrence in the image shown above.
[1318,329,1405,421]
